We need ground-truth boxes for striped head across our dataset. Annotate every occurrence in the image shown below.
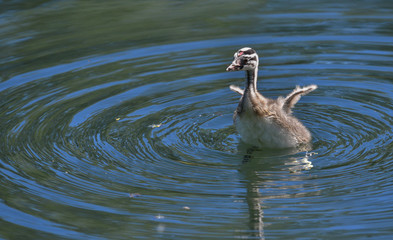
[226,47,259,71]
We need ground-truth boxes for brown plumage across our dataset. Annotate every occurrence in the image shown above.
[226,47,317,148]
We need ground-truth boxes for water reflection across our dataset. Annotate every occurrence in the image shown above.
[240,147,316,239]
[1,0,393,239]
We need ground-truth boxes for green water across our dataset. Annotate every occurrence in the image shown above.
[1,0,393,239]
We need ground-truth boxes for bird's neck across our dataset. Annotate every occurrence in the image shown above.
[245,68,258,92]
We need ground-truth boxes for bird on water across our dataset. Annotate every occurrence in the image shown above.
[226,47,317,148]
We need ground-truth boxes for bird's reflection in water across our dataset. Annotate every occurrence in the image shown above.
[239,145,316,239]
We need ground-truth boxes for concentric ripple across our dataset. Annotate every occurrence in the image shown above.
[2,32,393,238]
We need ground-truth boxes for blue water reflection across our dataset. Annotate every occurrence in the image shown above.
[1,0,393,239]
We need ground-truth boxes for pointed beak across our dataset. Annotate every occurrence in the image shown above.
[226,60,242,71]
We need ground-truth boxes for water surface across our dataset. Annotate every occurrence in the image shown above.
[1,0,393,239]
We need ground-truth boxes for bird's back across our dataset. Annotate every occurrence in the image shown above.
[234,92,312,148]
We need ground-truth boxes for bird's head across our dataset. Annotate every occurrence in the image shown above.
[226,47,259,72]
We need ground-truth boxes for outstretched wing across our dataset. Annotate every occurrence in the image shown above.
[229,85,244,95]
[283,85,317,113]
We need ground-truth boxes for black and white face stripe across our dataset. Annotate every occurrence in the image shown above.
[237,47,256,57]
[226,47,259,72]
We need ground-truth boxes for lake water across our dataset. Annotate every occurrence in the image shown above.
[1,0,393,239]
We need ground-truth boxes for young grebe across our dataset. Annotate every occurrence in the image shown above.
[226,47,317,148]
